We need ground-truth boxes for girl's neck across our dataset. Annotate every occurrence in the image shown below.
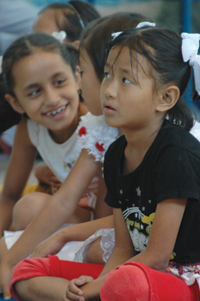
[122,122,162,175]
[48,112,80,144]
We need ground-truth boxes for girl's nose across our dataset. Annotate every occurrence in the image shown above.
[104,80,117,99]
[44,87,60,107]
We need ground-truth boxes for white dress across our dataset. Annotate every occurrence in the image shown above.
[4,113,118,263]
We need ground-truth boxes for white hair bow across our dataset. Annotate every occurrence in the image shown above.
[136,22,156,29]
[181,32,200,95]
[111,31,122,40]
[52,31,67,43]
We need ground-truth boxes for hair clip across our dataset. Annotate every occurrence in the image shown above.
[52,31,67,43]
[181,32,200,95]
[136,22,156,29]
[111,31,123,40]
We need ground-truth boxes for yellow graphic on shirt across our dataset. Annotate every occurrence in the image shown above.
[142,213,155,234]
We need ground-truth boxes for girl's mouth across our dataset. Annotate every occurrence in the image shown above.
[44,104,68,118]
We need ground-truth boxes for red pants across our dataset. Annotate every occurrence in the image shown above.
[100,262,200,301]
[10,255,104,301]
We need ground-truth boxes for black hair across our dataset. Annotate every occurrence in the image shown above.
[0,73,21,134]
[38,1,100,42]
[105,26,194,130]
[80,12,154,82]
[2,32,77,97]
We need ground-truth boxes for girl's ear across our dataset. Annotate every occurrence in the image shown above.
[75,65,82,90]
[156,85,180,112]
[5,94,25,114]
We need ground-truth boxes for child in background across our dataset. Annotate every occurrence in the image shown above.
[0,13,155,299]
[11,24,200,301]
[32,0,100,47]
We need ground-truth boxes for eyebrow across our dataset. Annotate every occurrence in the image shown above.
[23,72,67,92]
[105,61,136,77]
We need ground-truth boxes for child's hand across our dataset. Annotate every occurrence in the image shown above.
[64,276,94,301]
[35,162,61,188]
[30,231,65,258]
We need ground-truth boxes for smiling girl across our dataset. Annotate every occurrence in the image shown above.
[0,33,99,240]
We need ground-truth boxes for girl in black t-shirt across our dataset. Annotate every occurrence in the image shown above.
[65,24,200,300]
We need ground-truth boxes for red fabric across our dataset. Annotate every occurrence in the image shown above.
[100,262,199,301]
[10,255,104,301]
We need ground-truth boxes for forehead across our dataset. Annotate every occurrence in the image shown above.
[12,50,71,80]
[107,45,151,77]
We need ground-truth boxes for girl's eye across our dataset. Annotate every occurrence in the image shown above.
[104,72,111,79]
[28,88,41,97]
[54,78,66,86]
[122,78,131,84]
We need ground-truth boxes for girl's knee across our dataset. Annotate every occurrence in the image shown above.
[12,192,50,230]
[101,263,150,301]
[86,237,104,265]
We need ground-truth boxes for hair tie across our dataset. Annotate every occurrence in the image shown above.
[181,32,200,95]
[136,22,156,29]
[111,31,123,40]
[52,31,67,43]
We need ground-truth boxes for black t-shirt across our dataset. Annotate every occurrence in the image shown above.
[104,123,200,264]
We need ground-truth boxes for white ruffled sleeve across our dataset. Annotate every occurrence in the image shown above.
[77,112,119,163]
[190,120,200,142]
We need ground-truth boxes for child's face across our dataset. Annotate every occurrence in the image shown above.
[9,50,80,139]
[101,45,161,130]
[79,47,102,116]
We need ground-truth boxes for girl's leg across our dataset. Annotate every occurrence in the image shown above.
[100,262,199,301]
[10,192,91,231]
[10,192,50,230]
[11,255,104,301]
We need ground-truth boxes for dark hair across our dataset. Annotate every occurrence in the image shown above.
[80,12,154,82]
[105,26,194,130]
[38,1,100,42]
[0,73,21,134]
[2,32,76,96]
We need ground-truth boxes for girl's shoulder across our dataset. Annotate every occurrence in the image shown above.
[77,112,119,162]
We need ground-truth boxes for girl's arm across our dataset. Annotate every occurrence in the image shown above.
[67,198,187,300]
[31,215,114,258]
[93,171,112,219]
[126,198,187,270]
[0,119,37,237]
[0,149,102,294]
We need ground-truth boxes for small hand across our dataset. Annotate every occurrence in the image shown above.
[63,276,94,301]
[30,231,65,258]
[35,162,61,188]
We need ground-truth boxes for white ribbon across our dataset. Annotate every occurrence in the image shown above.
[136,22,156,29]
[181,32,200,95]
[111,31,122,40]
[52,31,67,44]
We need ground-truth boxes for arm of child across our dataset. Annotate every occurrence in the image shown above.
[93,172,112,219]
[126,197,187,270]
[0,119,37,237]
[0,149,102,296]
[30,215,114,258]
[65,208,135,301]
